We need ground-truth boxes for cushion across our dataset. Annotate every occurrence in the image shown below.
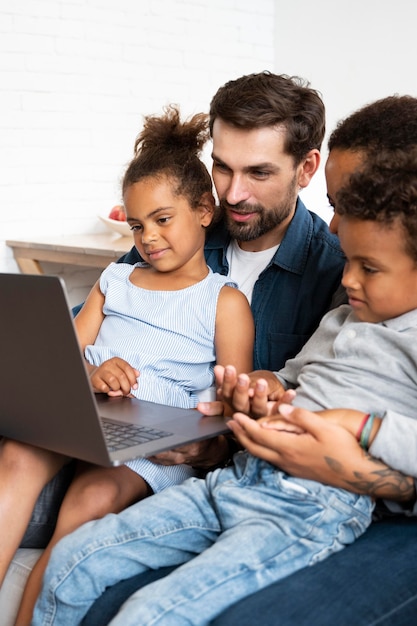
[0,548,41,626]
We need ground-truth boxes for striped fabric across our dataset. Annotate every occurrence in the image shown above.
[84,262,236,491]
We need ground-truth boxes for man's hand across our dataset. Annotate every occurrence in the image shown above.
[227,404,415,501]
[88,358,139,397]
[227,404,367,478]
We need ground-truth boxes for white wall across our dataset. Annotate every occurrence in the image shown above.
[274,0,417,223]
[3,1,417,303]
[0,0,274,304]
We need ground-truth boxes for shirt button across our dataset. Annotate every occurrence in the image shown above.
[346,329,356,339]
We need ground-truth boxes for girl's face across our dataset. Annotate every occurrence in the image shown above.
[339,216,417,323]
[124,176,213,274]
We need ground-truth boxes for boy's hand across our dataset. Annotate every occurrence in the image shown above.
[88,358,139,397]
[257,410,304,434]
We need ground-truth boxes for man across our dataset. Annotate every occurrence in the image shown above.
[80,95,417,626]
[119,71,344,371]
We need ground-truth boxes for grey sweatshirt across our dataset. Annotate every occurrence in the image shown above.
[275,304,417,514]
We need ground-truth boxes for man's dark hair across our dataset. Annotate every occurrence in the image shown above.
[209,71,325,164]
[328,95,417,154]
[337,147,417,263]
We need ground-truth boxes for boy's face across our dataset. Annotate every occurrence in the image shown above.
[339,216,417,323]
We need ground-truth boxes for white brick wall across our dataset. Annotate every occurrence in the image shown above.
[0,0,274,305]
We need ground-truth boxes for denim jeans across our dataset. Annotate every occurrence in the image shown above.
[81,515,417,626]
[33,452,373,626]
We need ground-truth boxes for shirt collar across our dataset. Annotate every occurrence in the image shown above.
[270,198,313,274]
[382,308,417,331]
[346,306,417,330]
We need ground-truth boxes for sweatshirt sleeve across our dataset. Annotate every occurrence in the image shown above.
[369,411,417,516]
[369,411,417,478]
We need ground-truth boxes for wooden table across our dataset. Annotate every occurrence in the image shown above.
[6,233,134,274]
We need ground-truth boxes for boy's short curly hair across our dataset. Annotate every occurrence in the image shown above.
[328,95,417,154]
[337,147,417,263]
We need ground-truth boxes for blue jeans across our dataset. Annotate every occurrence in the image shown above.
[81,516,417,626]
[33,452,372,626]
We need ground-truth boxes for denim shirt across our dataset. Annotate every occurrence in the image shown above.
[115,198,345,371]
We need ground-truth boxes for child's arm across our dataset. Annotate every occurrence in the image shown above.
[214,286,254,373]
[260,407,382,449]
[148,286,255,470]
[316,408,382,449]
[74,280,139,396]
[214,286,254,417]
[74,280,105,347]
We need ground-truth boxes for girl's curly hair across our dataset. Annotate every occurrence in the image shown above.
[122,105,212,209]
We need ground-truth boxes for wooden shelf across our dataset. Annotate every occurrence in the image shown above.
[6,233,134,274]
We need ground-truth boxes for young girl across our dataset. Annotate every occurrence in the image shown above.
[3,105,254,624]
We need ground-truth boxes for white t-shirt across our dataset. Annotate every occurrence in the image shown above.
[226,239,279,303]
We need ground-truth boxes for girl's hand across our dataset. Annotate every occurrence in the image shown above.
[88,358,139,397]
[213,364,288,418]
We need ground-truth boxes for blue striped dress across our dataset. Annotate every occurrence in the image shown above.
[84,262,236,492]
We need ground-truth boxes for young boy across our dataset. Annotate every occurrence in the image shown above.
[32,147,417,626]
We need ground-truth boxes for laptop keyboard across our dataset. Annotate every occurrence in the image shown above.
[101,417,173,451]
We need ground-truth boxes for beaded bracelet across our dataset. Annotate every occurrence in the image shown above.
[359,413,377,451]
[355,413,370,441]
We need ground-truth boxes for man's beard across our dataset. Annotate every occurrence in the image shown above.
[220,176,298,242]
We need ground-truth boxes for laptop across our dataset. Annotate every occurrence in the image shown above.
[0,273,230,467]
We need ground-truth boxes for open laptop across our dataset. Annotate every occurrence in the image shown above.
[0,273,230,467]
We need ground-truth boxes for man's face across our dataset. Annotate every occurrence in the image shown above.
[325,148,364,234]
[211,119,308,250]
